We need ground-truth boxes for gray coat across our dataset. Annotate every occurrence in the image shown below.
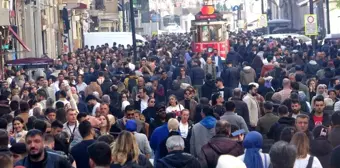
[298,82,310,102]
[190,122,215,157]
[220,112,249,133]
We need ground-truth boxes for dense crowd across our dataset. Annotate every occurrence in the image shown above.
[0,33,339,168]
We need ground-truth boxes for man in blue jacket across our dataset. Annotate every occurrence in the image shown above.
[150,112,176,166]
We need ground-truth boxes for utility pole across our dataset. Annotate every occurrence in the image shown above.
[309,0,316,53]
[129,0,137,64]
[122,0,126,31]
[261,0,264,14]
[326,0,330,34]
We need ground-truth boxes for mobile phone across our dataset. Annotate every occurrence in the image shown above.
[231,129,246,137]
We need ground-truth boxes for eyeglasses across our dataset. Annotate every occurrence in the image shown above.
[126,113,135,117]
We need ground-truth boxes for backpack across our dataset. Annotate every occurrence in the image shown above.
[128,78,137,93]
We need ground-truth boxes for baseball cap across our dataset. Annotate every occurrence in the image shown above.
[126,120,137,132]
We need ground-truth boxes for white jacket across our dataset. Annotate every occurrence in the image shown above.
[243,93,260,127]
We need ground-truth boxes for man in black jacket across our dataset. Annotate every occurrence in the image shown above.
[267,105,295,141]
[190,60,205,98]
[44,133,74,164]
[15,129,72,168]
[230,88,250,127]
[221,61,240,89]
[157,135,201,168]
[201,74,217,100]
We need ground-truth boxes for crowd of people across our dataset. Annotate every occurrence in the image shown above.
[0,33,339,168]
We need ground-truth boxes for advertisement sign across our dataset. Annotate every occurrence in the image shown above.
[304,14,318,36]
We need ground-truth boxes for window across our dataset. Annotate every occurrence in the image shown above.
[199,25,224,42]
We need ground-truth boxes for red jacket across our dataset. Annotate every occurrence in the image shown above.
[261,64,275,77]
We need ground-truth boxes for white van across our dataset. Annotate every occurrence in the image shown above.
[84,32,147,47]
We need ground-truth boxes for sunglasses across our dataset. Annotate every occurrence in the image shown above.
[127,113,135,117]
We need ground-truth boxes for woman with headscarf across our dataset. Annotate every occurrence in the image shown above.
[238,131,270,168]
[311,84,330,107]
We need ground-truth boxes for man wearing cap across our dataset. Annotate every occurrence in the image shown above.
[126,120,152,158]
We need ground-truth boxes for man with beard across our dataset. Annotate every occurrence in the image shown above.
[243,84,260,130]
[289,100,309,119]
[14,129,72,168]
[308,95,331,131]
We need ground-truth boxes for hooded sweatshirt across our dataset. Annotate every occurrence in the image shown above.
[240,66,256,85]
[202,79,217,100]
[304,60,320,77]
[200,134,244,168]
[190,116,216,157]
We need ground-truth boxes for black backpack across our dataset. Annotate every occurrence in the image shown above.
[128,78,137,93]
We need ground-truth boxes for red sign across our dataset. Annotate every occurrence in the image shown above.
[201,5,215,15]
[196,14,217,20]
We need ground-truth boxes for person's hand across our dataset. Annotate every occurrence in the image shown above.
[123,117,128,125]
[238,134,245,141]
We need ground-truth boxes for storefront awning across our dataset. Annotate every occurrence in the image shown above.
[297,0,321,7]
[9,26,31,52]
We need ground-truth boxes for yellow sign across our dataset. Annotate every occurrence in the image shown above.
[304,14,318,36]
[152,31,158,36]
[258,14,268,28]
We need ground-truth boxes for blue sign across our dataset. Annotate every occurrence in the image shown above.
[151,13,161,22]
[215,3,240,12]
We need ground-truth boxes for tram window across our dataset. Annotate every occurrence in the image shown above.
[199,25,223,42]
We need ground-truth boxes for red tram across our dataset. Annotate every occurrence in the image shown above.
[191,5,230,58]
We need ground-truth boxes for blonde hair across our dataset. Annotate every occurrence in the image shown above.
[111,131,139,165]
[290,132,310,159]
[168,118,179,132]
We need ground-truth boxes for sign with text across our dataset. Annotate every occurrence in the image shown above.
[258,14,267,28]
[304,14,318,36]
